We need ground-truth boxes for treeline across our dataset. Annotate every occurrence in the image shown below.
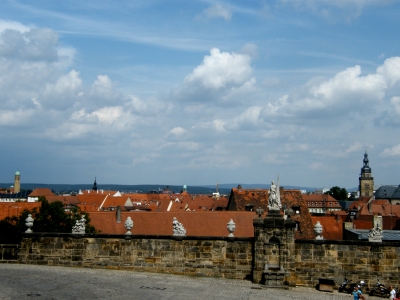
[0,197,96,244]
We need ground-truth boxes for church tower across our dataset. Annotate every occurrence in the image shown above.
[14,170,20,193]
[359,151,374,197]
[92,177,98,191]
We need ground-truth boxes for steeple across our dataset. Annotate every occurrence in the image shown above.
[359,150,374,197]
[361,150,371,174]
[92,177,98,191]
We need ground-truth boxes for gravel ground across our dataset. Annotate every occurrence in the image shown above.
[0,263,375,300]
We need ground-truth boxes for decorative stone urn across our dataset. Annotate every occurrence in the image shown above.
[314,221,324,240]
[124,217,134,235]
[227,219,236,237]
[256,207,264,219]
[25,214,34,233]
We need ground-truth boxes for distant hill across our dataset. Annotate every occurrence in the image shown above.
[0,182,357,195]
[203,183,318,192]
[0,183,230,195]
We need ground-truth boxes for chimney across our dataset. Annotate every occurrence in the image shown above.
[116,206,121,223]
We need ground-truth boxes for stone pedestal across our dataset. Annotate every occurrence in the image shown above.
[253,209,296,287]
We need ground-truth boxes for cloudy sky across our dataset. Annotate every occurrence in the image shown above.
[1,0,400,189]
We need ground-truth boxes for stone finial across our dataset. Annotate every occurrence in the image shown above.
[25,214,34,233]
[124,216,134,235]
[314,221,324,240]
[368,222,383,242]
[172,217,186,236]
[227,219,236,237]
[72,216,86,234]
[256,207,264,219]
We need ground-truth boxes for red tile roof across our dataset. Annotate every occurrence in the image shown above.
[46,196,79,205]
[311,215,343,240]
[28,188,55,197]
[89,211,257,237]
[0,202,41,220]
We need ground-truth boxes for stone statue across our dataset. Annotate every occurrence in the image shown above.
[227,219,236,237]
[368,222,383,242]
[72,216,86,234]
[124,216,134,235]
[268,180,281,210]
[172,217,186,236]
[314,221,324,240]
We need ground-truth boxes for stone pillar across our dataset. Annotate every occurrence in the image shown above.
[253,209,296,287]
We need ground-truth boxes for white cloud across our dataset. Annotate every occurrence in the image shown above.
[277,0,394,21]
[240,43,258,59]
[376,57,400,87]
[345,142,363,154]
[184,48,253,90]
[261,57,400,122]
[203,4,232,21]
[167,127,187,138]
[311,65,386,103]
[0,28,59,62]
[380,145,400,157]
[227,106,262,130]
[391,96,400,115]
[93,75,113,89]
[0,19,31,33]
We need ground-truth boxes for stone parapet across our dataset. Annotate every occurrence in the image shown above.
[294,239,400,289]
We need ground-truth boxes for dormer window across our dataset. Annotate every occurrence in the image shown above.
[245,204,254,211]
[292,205,300,214]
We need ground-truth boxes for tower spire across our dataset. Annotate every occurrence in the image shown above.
[92,177,98,191]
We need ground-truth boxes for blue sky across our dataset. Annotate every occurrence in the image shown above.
[1,0,400,189]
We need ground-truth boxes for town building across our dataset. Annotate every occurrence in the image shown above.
[302,193,342,214]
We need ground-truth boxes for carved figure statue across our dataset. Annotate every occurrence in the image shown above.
[227,219,236,237]
[172,217,186,236]
[268,181,281,210]
[369,222,383,242]
[314,221,324,240]
[72,216,86,234]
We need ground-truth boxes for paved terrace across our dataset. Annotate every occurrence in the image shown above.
[1,264,361,300]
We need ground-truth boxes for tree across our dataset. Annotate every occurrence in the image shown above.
[0,197,96,244]
[325,186,348,200]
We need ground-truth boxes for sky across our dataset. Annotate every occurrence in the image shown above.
[0,0,400,189]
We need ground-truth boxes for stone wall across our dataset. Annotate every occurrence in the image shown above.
[18,234,253,280]
[294,240,400,289]
[0,244,18,262]
[17,234,400,288]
